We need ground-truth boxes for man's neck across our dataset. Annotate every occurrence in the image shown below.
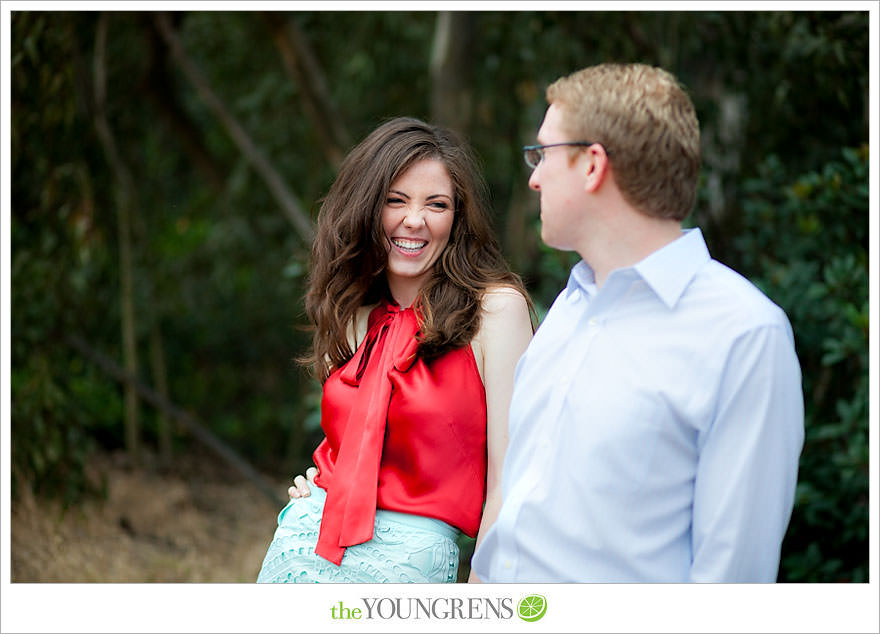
[579,211,683,289]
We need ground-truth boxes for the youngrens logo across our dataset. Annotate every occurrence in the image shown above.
[329,594,547,622]
[330,597,513,621]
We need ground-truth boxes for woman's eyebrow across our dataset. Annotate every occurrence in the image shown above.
[388,190,451,200]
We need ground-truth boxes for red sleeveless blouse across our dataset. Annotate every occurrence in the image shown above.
[311,299,487,565]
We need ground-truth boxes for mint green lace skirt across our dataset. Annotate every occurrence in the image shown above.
[256,485,460,583]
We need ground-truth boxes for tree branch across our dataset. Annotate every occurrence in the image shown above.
[263,13,350,168]
[139,15,227,190]
[67,334,286,507]
[154,12,315,243]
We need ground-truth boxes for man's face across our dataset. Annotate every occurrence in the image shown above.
[528,103,588,252]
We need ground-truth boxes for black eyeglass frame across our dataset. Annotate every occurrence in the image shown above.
[522,142,608,168]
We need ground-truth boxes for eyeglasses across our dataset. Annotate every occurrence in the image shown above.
[522,142,605,169]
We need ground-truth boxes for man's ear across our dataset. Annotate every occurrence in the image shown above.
[582,144,610,193]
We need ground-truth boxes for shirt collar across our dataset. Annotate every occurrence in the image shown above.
[565,260,597,299]
[634,228,711,309]
[565,228,711,308]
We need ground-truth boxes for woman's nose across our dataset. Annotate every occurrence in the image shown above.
[402,207,426,228]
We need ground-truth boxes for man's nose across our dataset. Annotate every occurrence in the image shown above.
[528,166,541,191]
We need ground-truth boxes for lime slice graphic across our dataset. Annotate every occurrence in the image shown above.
[517,594,547,622]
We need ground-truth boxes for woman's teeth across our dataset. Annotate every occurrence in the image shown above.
[392,238,427,252]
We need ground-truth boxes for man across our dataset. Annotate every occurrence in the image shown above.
[470,63,804,582]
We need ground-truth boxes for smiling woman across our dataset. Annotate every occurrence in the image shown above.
[255,117,535,583]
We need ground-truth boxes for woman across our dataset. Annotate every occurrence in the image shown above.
[257,117,533,583]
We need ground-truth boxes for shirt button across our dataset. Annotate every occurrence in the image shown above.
[503,560,512,569]
[588,317,598,326]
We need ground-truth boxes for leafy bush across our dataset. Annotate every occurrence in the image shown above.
[10,219,113,504]
[734,146,869,582]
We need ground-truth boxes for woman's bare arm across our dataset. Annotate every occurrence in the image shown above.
[468,287,533,582]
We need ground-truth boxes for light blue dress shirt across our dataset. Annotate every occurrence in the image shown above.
[472,229,804,582]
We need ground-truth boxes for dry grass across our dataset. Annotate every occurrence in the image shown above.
[11,450,284,583]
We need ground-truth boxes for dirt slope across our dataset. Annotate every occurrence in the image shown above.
[11,450,284,583]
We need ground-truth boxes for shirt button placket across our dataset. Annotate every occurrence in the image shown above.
[533,311,588,491]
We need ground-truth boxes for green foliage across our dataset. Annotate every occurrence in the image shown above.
[11,12,110,502]
[11,11,317,495]
[734,146,869,582]
[10,205,118,501]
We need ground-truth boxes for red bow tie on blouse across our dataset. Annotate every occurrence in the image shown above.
[314,300,420,565]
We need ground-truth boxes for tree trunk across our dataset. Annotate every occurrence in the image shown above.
[429,12,475,133]
[93,14,140,466]
[503,176,537,275]
[149,323,173,466]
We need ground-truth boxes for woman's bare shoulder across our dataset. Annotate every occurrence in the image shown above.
[479,284,530,314]
[474,285,532,347]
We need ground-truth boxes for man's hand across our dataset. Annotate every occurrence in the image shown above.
[288,466,319,499]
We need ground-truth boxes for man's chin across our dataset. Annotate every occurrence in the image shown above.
[540,226,563,250]
[541,230,577,254]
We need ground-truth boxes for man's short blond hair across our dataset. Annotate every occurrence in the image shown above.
[546,63,701,221]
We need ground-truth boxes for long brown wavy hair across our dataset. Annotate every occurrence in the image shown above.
[303,117,529,381]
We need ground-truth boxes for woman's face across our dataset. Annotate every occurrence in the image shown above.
[381,158,455,307]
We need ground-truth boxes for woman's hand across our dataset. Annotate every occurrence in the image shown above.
[288,466,319,499]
